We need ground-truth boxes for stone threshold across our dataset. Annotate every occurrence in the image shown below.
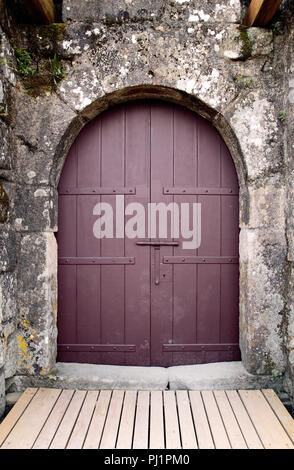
[8,361,282,393]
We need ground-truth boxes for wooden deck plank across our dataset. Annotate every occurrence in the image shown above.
[201,390,231,449]
[189,391,214,449]
[67,391,99,449]
[116,391,137,449]
[149,391,165,449]
[2,387,293,450]
[163,391,181,449]
[239,390,294,449]
[1,388,61,449]
[0,388,38,448]
[262,389,294,445]
[100,390,124,449]
[213,390,247,449]
[83,390,111,449]
[33,389,75,449]
[133,391,150,449]
[176,391,198,449]
[226,390,263,449]
[50,390,87,449]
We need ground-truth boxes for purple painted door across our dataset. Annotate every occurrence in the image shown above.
[57,101,240,366]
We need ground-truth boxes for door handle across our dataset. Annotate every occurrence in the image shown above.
[154,246,160,286]
[136,240,179,246]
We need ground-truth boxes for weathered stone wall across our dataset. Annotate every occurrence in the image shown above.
[0,0,293,413]
[0,0,17,416]
[281,0,294,401]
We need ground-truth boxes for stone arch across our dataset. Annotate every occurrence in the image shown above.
[52,85,247,190]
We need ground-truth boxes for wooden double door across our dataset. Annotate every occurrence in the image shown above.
[57,101,240,366]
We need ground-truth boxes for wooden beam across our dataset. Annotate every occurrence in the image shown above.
[23,0,55,25]
[243,0,283,27]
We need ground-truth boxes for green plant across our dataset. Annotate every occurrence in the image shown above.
[234,75,252,87]
[14,47,36,77]
[278,110,286,122]
[48,53,66,85]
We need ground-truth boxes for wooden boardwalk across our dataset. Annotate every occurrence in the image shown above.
[0,388,294,449]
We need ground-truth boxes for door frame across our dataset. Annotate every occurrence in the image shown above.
[52,86,249,370]
[15,85,287,378]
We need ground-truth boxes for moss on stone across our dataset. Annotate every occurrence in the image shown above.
[38,23,67,42]
[238,25,253,61]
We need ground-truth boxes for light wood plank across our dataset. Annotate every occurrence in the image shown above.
[163,391,181,449]
[226,390,263,449]
[83,390,111,449]
[189,391,214,449]
[1,388,61,449]
[243,0,283,27]
[213,390,247,449]
[23,0,55,24]
[176,391,197,449]
[0,388,38,447]
[239,390,294,449]
[116,391,137,449]
[100,390,124,449]
[50,390,87,449]
[201,390,231,449]
[150,391,165,449]
[33,389,75,449]
[133,391,150,449]
[262,389,294,445]
[67,391,99,449]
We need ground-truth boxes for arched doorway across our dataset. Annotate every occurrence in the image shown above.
[56,100,240,367]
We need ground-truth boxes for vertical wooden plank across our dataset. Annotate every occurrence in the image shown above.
[83,390,111,449]
[189,391,214,449]
[239,390,294,449]
[150,391,165,449]
[67,391,99,449]
[1,388,61,449]
[0,388,38,447]
[197,264,221,358]
[176,391,198,449]
[100,390,124,449]
[133,391,150,449]
[226,390,263,449]
[75,117,101,363]
[262,389,294,444]
[197,195,221,362]
[201,390,231,449]
[213,391,247,449]
[197,119,221,188]
[172,107,198,365]
[50,390,87,449]
[124,102,151,366]
[33,389,75,449]
[100,106,125,365]
[150,102,174,367]
[57,264,77,363]
[163,391,181,449]
[116,391,137,449]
